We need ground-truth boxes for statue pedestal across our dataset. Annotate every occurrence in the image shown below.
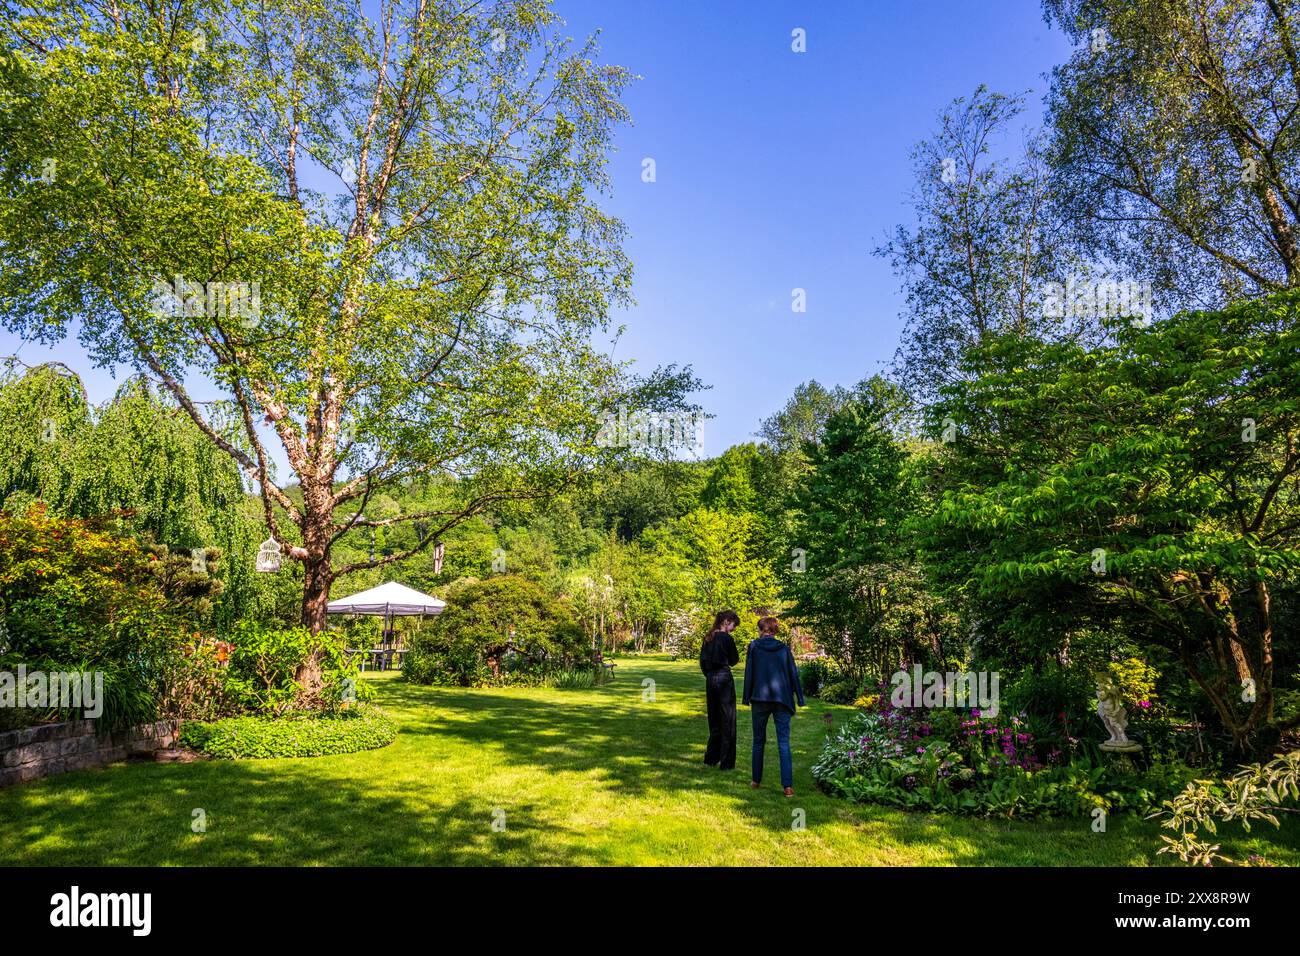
[1100,741,1142,773]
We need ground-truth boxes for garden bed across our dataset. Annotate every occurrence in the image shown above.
[178,708,397,759]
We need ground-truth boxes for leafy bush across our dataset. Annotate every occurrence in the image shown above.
[1001,663,1096,744]
[159,635,239,722]
[404,575,587,686]
[547,665,614,689]
[1153,751,1300,866]
[819,676,864,705]
[0,506,183,665]
[0,506,196,727]
[178,708,397,759]
[798,658,834,698]
[221,620,364,715]
[811,699,1198,818]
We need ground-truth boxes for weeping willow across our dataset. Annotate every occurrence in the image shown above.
[0,362,297,629]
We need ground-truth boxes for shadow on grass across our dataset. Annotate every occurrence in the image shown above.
[2,657,1296,866]
[0,755,614,866]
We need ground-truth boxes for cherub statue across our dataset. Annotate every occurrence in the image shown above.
[1096,674,1141,752]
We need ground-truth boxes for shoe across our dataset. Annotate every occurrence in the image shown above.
[783,787,795,797]
[750,781,761,789]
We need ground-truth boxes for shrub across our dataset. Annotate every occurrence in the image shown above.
[811,701,1198,819]
[799,658,833,698]
[221,621,366,716]
[178,708,397,759]
[0,506,196,727]
[0,506,182,665]
[547,665,614,689]
[1153,750,1300,866]
[404,575,587,686]
[819,676,863,705]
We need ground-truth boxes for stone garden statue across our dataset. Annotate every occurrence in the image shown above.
[1096,674,1142,753]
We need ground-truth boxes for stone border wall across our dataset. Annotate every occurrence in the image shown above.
[0,719,178,787]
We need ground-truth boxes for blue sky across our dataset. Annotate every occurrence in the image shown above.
[0,0,1076,459]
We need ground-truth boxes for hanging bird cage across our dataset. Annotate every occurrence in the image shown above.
[255,537,283,573]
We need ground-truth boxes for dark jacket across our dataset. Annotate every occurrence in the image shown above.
[699,631,739,675]
[742,636,805,711]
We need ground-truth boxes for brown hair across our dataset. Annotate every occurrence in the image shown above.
[758,616,780,635]
[705,610,740,642]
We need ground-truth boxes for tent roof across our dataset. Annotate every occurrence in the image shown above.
[326,581,447,617]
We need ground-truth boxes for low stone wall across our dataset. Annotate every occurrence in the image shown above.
[0,719,178,787]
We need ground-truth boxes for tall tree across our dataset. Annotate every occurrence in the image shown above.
[783,378,952,681]
[1044,0,1300,307]
[0,0,691,635]
[928,291,1300,755]
[876,87,1087,405]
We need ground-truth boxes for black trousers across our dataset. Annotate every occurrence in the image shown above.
[703,670,737,769]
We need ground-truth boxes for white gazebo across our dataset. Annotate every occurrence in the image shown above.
[327,581,447,670]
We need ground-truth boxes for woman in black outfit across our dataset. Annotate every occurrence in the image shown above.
[700,610,741,769]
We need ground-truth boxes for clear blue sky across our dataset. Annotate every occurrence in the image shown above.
[0,0,1075,459]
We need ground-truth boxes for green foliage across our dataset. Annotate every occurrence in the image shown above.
[0,366,292,631]
[647,506,777,648]
[1043,0,1300,305]
[813,707,1198,819]
[818,677,865,706]
[784,377,958,679]
[579,461,711,542]
[874,87,1085,406]
[798,658,834,698]
[222,620,364,716]
[1154,751,1300,867]
[0,0,703,631]
[179,708,397,759]
[1001,663,1097,746]
[546,665,614,690]
[0,505,180,666]
[700,444,762,514]
[403,575,586,686]
[926,291,1300,754]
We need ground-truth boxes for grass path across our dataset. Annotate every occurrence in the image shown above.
[1,656,1296,865]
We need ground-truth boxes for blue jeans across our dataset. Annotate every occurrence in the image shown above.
[751,701,794,788]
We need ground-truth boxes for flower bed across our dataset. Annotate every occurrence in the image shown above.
[812,697,1196,818]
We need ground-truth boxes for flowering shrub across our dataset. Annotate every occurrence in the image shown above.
[812,694,1196,818]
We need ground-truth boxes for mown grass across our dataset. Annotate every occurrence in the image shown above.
[1,656,1296,866]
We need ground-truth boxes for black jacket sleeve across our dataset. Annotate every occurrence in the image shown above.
[726,634,739,667]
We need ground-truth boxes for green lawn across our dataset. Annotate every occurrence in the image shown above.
[1,656,1296,866]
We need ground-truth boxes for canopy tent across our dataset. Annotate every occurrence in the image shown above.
[327,582,447,670]
[326,581,447,618]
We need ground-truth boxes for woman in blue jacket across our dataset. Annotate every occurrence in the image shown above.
[742,616,805,796]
